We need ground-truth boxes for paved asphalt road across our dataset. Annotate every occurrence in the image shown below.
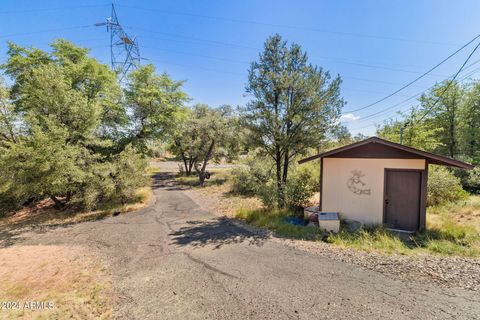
[20,172,480,319]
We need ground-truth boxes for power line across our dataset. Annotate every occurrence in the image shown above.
[342,33,480,114]
[115,4,458,47]
[0,4,110,15]
[347,59,480,131]
[125,26,259,51]
[416,40,480,122]
[128,26,452,78]
[0,25,94,40]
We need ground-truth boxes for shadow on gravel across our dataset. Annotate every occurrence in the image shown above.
[170,217,267,249]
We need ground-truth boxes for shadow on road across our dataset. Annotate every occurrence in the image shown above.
[170,217,267,249]
[152,172,190,191]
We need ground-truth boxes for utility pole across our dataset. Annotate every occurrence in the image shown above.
[95,4,140,82]
[400,121,410,144]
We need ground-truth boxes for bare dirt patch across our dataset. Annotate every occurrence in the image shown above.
[0,245,111,319]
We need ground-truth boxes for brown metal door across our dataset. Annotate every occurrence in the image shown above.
[384,170,421,231]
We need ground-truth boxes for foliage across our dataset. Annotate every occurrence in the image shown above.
[125,64,188,152]
[231,153,272,196]
[376,107,442,151]
[0,40,165,212]
[464,167,480,193]
[169,104,239,185]
[235,208,325,241]
[0,119,89,209]
[242,34,344,207]
[232,153,318,209]
[427,166,468,206]
[284,164,318,209]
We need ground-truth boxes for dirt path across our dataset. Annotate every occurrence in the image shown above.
[7,172,480,319]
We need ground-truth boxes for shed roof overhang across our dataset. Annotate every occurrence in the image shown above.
[298,137,474,169]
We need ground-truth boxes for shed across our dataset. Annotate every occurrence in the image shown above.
[299,137,474,232]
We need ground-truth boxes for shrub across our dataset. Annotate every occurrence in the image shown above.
[231,155,271,196]
[111,145,149,201]
[231,167,261,196]
[231,155,318,209]
[284,164,318,209]
[427,166,468,206]
[464,167,480,194]
[81,145,148,209]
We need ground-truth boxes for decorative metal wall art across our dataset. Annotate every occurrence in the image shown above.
[347,170,371,195]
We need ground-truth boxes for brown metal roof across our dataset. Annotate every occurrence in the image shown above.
[298,137,474,169]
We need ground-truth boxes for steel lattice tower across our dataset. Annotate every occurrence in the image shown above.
[96,4,140,82]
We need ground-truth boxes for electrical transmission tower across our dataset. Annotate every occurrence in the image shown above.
[96,4,140,82]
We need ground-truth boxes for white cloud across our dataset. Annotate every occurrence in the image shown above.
[340,113,361,123]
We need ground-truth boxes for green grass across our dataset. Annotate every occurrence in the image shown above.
[236,196,480,257]
[235,208,325,241]
[327,225,411,254]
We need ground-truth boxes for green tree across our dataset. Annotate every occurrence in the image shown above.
[0,80,19,147]
[419,80,463,158]
[376,107,442,151]
[0,40,149,211]
[125,64,188,152]
[243,34,344,207]
[458,82,480,163]
[170,104,238,185]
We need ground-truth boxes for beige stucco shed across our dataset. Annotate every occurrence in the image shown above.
[299,137,473,232]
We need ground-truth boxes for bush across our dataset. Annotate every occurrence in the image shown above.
[231,155,271,196]
[81,145,149,209]
[463,167,480,194]
[285,167,317,209]
[231,167,261,196]
[231,155,318,209]
[428,166,468,206]
[112,145,149,200]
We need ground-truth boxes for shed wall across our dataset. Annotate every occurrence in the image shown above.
[322,158,425,225]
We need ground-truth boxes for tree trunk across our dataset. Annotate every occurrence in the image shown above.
[198,139,215,186]
[50,196,64,209]
[275,146,284,208]
[180,151,189,175]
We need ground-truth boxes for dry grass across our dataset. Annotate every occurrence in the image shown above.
[0,245,111,319]
[178,169,263,217]
[326,196,480,257]
[0,187,152,232]
[427,195,480,232]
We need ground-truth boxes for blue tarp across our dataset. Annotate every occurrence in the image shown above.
[283,216,308,226]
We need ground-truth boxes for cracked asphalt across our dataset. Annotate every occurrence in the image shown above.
[19,172,480,319]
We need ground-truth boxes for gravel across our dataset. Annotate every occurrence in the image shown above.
[273,237,480,292]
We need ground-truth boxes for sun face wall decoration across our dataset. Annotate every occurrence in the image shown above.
[347,170,371,196]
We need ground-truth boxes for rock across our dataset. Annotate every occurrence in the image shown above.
[343,219,363,232]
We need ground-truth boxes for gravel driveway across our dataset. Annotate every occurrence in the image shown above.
[12,172,480,319]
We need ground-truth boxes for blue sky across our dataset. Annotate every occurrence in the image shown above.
[1,0,480,136]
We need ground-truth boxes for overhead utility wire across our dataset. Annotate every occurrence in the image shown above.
[342,33,480,114]
[0,25,94,40]
[0,4,110,15]
[348,58,480,125]
[116,4,457,47]
[349,62,480,131]
[416,39,480,122]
